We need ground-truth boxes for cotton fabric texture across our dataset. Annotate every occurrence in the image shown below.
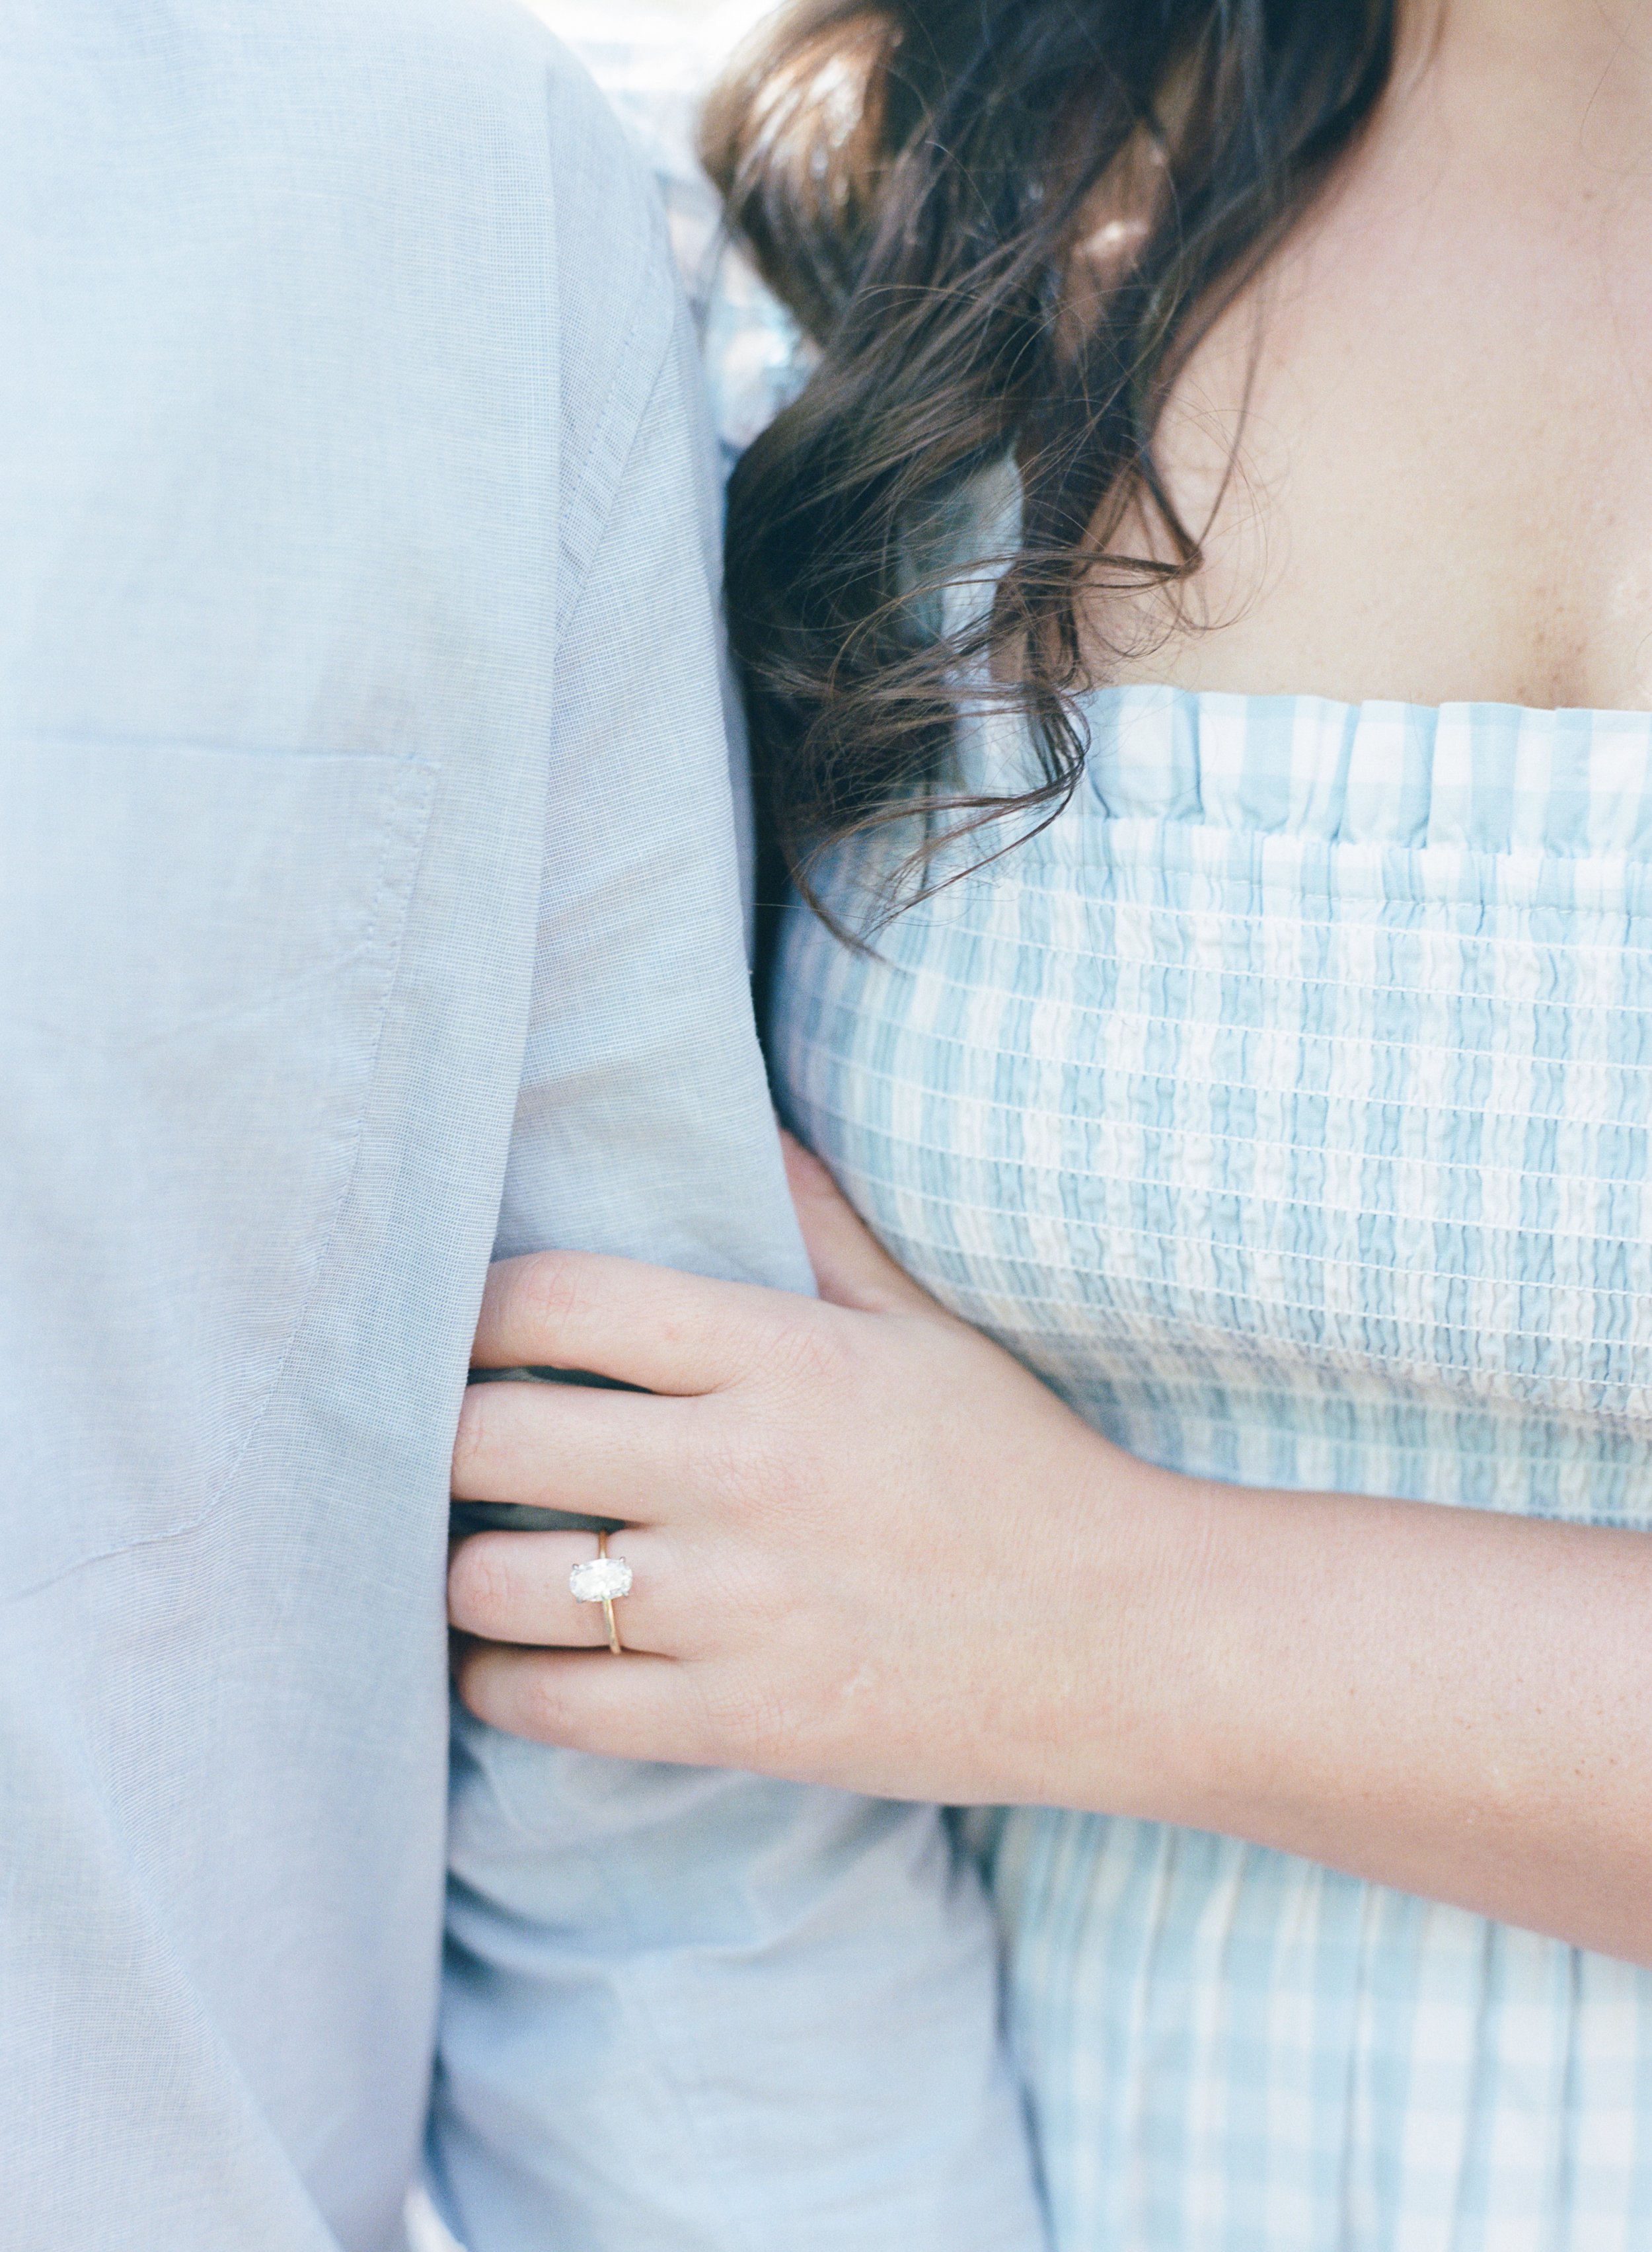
[774,678,1652,2250]
[0,8,1041,2249]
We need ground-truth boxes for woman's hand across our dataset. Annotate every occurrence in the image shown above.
[451,1140,1652,1962]
[449,1139,1150,1805]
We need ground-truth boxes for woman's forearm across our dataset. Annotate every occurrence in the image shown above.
[449,1159,1652,1970]
[1074,1449,1652,1963]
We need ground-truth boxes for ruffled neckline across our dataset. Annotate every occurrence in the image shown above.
[1065,684,1652,857]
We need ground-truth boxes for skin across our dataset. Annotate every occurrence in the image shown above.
[1115,0,1652,710]
[452,0,1652,1967]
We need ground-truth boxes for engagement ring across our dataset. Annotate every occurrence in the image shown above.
[570,1530,631,1654]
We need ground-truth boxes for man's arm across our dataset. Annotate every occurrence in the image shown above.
[426,62,1043,2252]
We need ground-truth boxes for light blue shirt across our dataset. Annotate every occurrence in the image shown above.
[0,7,1042,2247]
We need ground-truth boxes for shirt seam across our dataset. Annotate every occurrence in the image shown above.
[555,237,676,642]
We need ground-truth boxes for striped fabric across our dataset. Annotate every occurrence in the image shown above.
[772,679,1652,2247]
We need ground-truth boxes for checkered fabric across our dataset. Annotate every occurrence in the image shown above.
[774,678,1652,2249]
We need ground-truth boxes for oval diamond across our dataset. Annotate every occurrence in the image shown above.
[570,1555,633,1604]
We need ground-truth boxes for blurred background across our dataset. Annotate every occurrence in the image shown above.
[537,0,770,203]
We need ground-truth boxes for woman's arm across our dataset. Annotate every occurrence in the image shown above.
[451,1140,1652,1968]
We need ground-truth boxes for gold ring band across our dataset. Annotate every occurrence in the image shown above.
[597,1530,624,1656]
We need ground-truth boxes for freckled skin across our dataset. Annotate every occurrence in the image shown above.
[1104,0,1652,715]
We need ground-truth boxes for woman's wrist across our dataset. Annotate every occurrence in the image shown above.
[1004,1432,1224,1818]
[1041,1459,1421,1837]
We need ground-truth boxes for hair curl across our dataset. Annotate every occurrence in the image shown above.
[702,0,1396,924]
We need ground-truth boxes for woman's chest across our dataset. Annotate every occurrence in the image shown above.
[1112,165,1652,715]
[772,701,1652,1510]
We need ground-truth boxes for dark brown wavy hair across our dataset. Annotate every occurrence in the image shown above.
[702,0,1396,923]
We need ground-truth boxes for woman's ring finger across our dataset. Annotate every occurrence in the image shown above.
[449,1526,671,1654]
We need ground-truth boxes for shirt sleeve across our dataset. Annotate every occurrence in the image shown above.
[423,64,1046,2252]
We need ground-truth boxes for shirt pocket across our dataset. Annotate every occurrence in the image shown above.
[0,736,437,1597]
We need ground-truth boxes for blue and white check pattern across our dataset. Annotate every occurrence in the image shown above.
[773,681,1652,2248]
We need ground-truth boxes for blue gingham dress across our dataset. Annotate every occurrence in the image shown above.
[771,678,1652,2248]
